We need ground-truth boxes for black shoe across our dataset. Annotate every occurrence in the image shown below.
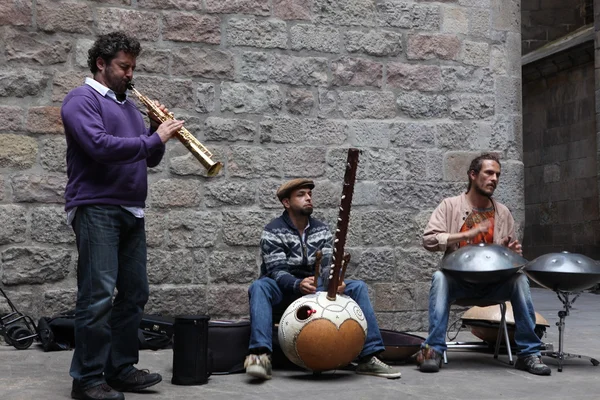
[515,354,551,376]
[71,382,124,400]
[106,369,162,392]
[415,346,442,373]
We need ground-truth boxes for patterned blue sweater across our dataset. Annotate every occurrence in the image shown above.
[260,211,333,295]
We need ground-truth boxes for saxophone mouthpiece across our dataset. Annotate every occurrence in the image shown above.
[126,81,134,90]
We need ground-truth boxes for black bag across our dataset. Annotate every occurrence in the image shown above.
[207,320,251,374]
[172,315,212,385]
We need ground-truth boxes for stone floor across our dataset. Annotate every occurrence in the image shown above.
[1,288,599,400]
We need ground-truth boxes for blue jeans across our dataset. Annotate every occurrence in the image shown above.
[424,270,542,357]
[70,205,149,390]
[248,277,385,358]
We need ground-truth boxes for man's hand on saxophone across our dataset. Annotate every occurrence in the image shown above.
[147,100,185,144]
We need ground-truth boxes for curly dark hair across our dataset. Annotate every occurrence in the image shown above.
[87,31,141,74]
[466,153,501,192]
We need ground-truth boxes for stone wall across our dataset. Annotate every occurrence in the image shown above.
[522,42,599,260]
[0,0,523,332]
[522,0,593,54]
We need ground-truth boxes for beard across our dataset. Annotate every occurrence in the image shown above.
[299,206,313,216]
[474,183,494,198]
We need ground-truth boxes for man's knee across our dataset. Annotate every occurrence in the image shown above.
[344,279,367,295]
[249,278,280,304]
[512,273,531,293]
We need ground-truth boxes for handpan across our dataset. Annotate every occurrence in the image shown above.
[523,252,600,292]
[441,243,527,284]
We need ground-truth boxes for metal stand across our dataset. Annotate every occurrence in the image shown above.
[541,291,600,372]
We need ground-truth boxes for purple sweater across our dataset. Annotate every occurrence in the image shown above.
[61,85,165,210]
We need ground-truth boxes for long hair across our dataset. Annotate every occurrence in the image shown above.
[466,153,501,192]
[87,32,141,74]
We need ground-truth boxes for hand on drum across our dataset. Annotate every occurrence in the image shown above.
[502,236,523,255]
[336,281,346,294]
[466,219,492,240]
[299,277,317,295]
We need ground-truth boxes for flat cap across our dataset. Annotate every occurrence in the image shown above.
[276,178,315,201]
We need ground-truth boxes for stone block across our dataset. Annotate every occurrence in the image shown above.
[205,180,256,207]
[96,8,161,40]
[281,147,327,178]
[285,88,314,116]
[291,24,340,53]
[0,0,32,26]
[208,250,258,284]
[205,117,255,142]
[450,94,495,120]
[171,47,234,79]
[331,57,383,88]
[374,283,417,311]
[4,30,71,65]
[375,311,428,332]
[436,121,492,150]
[74,39,94,69]
[166,210,222,248]
[462,41,490,67]
[493,160,524,212]
[397,92,449,119]
[325,148,368,182]
[206,0,270,15]
[0,175,4,201]
[227,146,282,178]
[130,76,196,110]
[491,114,521,160]
[404,149,445,181]
[274,0,312,20]
[441,66,493,93]
[27,107,63,134]
[310,180,342,208]
[314,0,378,26]
[148,179,202,208]
[396,246,442,284]
[442,5,468,34]
[239,52,329,87]
[347,121,391,148]
[136,49,170,75]
[0,205,27,245]
[366,148,406,180]
[0,68,50,98]
[387,63,442,92]
[52,70,88,103]
[338,91,396,119]
[147,249,197,285]
[11,173,66,203]
[469,8,491,38]
[354,248,395,282]
[442,151,482,181]
[317,89,338,118]
[258,180,286,209]
[145,210,166,248]
[353,182,379,206]
[357,210,416,247]
[42,289,77,317]
[37,0,93,33]
[31,206,74,244]
[227,18,287,49]
[379,181,466,210]
[0,106,24,132]
[1,247,71,285]
[222,211,276,246]
[163,12,220,44]
[207,285,250,316]
[146,285,207,316]
[491,0,520,32]
[389,122,436,148]
[221,83,283,115]
[0,134,37,169]
[344,30,402,57]
[137,0,200,9]
[259,116,346,145]
[406,34,461,60]
[495,76,521,114]
[168,145,226,178]
[194,83,215,113]
[377,1,440,29]
[543,163,560,183]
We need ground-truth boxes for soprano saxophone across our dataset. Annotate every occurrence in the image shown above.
[127,82,223,177]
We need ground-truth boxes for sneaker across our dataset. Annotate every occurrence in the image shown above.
[415,345,442,373]
[106,368,162,392]
[71,382,124,400]
[355,356,401,379]
[244,354,272,380]
[515,354,551,376]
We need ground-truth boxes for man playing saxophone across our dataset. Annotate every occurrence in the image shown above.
[61,31,183,400]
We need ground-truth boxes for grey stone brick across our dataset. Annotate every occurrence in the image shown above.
[0,205,27,245]
[285,88,315,116]
[367,148,406,180]
[221,83,283,114]
[136,48,170,75]
[406,34,461,60]
[40,137,67,173]
[168,146,226,178]
[145,210,166,248]
[74,39,94,69]
[0,175,4,202]
[138,0,203,10]
[326,148,369,182]
[331,57,383,88]
[387,63,442,92]
[0,0,32,26]
[353,182,379,206]
[314,0,378,26]
[206,0,270,15]
[1,247,71,285]
[222,211,276,246]
[130,76,196,110]
[356,210,416,247]
[354,248,395,282]
[338,91,396,119]
[52,70,88,102]
[163,12,220,44]
[449,94,495,119]
[442,5,468,34]
[258,180,286,209]
[389,122,436,149]
[274,0,312,20]
[166,210,221,249]
[347,121,392,148]
[31,206,74,244]
[291,24,340,53]
[462,41,490,67]
[195,83,215,113]
[205,117,256,142]
[469,8,491,38]
[281,147,327,178]
[42,289,77,317]
[311,180,343,209]
[375,310,428,332]
[96,8,161,40]
[228,146,282,179]
[26,106,63,134]
[397,92,449,119]
[344,30,403,57]
[491,0,520,32]
[374,283,417,311]
[396,246,442,284]
[0,68,50,98]
[148,179,202,208]
[227,18,287,49]
[205,180,256,207]
[493,160,524,212]
[436,121,493,150]
[443,151,484,181]
[146,285,208,316]
[147,249,197,285]
[207,285,250,316]
[259,116,346,145]
[239,52,329,87]
[37,0,93,33]
[11,173,66,203]
[0,134,37,169]
[0,106,24,132]
[208,250,258,284]
[171,47,234,79]
[4,30,71,65]
[495,76,522,114]
[377,1,440,29]
[379,181,466,210]
[317,89,339,118]
[441,66,494,93]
